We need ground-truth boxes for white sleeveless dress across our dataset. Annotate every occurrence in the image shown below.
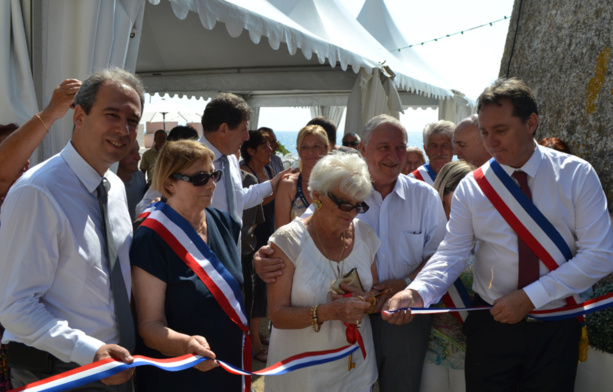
[265,218,380,392]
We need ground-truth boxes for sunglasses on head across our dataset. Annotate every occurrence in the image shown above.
[327,193,369,213]
[171,170,222,186]
[342,141,360,147]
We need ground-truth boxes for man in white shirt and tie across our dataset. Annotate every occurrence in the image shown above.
[0,68,142,390]
[384,78,613,392]
[198,93,288,226]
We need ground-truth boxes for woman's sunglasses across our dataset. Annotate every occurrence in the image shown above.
[171,170,222,186]
[327,193,369,213]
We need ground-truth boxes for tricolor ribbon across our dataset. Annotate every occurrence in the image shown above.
[382,291,613,321]
[8,345,360,392]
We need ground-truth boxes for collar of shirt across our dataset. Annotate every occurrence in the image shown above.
[199,134,223,163]
[62,142,106,194]
[372,174,408,203]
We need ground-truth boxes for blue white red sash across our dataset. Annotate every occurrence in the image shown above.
[409,163,436,185]
[139,201,252,391]
[410,163,471,322]
[8,345,360,392]
[440,279,472,323]
[473,159,582,316]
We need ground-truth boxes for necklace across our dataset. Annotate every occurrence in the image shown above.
[312,222,349,279]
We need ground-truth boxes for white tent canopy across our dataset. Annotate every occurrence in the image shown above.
[2,0,472,163]
[357,0,474,122]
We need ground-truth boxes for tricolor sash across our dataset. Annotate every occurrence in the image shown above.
[410,163,471,322]
[473,158,582,318]
[139,201,252,391]
[440,278,473,323]
[409,163,436,185]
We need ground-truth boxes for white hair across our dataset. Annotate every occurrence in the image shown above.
[308,152,372,201]
[361,114,405,148]
[422,120,455,145]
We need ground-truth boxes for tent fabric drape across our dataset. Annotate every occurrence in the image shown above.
[345,69,403,135]
[0,0,39,127]
[35,0,146,163]
[308,106,344,130]
[0,0,146,165]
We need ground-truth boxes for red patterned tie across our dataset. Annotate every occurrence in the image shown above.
[513,171,540,289]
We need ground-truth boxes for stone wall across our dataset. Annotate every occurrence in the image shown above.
[499,0,613,209]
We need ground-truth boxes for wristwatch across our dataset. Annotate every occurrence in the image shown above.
[404,276,412,287]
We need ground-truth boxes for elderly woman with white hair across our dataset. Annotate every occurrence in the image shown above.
[265,152,380,392]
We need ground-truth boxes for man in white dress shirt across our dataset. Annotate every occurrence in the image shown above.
[0,69,143,390]
[359,115,447,392]
[135,94,288,222]
[384,78,613,392]
[198,93,288,225]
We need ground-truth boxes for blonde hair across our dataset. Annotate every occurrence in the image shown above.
[432,161,475,202]
[296,124,329,170]
[152,140,215,199]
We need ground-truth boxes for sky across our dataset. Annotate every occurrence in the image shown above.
[143,0,515,136]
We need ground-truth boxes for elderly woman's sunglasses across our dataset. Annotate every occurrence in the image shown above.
[171,170,222,186]
[327,193,369,213]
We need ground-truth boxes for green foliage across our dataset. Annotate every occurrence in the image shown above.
[586,281,613,354]
[276,140,290,155]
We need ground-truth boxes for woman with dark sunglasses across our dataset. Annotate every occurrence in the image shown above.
[265,152,381,392]
[130,140,247,392]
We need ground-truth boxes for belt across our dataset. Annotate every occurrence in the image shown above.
[6,341,62,373]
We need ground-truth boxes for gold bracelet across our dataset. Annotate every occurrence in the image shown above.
[35,114,49,132]
[310,304,321,332]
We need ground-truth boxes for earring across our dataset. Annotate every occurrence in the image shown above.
[313,199,322,210]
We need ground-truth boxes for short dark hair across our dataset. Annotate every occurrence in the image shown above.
[74,67,145,115]
[240,130,268,163]
[167,126,198,141]
[201,93,251,133]
[307,116,337,145]
[0,123,19,142]
[477,78,538,123]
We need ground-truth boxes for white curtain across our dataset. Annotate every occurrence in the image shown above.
[438,91,476,124]
[1,0,146,165]
[249,106,260,131]
[344,68,403,135]
[0,0,39,127]
[309,106,344,130]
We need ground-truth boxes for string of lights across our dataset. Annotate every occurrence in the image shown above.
[392,16,509,52]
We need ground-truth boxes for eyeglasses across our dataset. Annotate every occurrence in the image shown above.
[327,193,369,213]
[171,170,222,186]
[342,141,360,147]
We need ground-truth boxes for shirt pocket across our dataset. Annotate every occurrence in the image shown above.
[399,231,426,267]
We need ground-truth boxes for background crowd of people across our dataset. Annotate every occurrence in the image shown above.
[0,69,612,392]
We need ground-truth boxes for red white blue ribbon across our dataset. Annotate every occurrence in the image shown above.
[382,291,613,321]
[8,345,360,392]
[409,163,436,185]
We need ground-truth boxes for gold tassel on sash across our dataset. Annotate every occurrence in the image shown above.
[578,325,589,362]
